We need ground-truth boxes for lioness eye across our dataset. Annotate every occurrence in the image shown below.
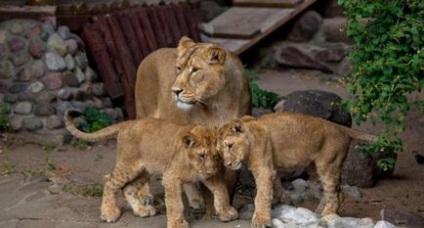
[176,66,181,72]
[198,154,205,159]
[228,144,233,149]
[192,67,199,73]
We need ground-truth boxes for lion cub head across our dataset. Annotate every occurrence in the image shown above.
[171,36,227,110]
[217,120,250,170]
[181,126,221,178]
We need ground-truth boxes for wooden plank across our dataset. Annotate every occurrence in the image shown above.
[204,0,317,54]
[203,7,293,39]
[202,36,250,54]
[0,5,56,18]
[233,0,303,8]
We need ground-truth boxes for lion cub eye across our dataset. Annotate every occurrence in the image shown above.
[191,67,199,73]
[176,66,181,72]
[198,154,205,160]
[228,144,233,150]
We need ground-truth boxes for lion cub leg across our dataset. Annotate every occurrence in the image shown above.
[101,165,143,222]
[124,173,156,218]
[315,160,343,216]
[203,176,239,222]
[162,174,189,228]
[251,168,275,228]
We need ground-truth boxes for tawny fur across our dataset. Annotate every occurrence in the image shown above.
[134,36,251,214]
[65,112,238,228]
[217,112,378,227]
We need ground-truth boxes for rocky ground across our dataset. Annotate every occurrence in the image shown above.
[1,69,424,227]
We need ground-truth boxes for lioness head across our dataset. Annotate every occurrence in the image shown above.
[217,120,250,170]
[181,126,220,178]
[172,36,227,110]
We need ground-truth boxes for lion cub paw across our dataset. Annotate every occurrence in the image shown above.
[219,206,239,222]
[133,204,156,217]
[101,205,121,223]
[252,213,271,228]
[167,218,189,228]
[188,197,205,210]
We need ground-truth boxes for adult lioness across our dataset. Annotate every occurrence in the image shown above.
[135,36,251,126]
[217,112,378,227]
[64,111,238,228]
[135,36,251,212]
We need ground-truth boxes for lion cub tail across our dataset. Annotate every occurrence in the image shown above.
[343,127,378,142]
[64,110,127,142]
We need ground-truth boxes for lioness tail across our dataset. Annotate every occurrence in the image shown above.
[343,127,378,142]
[64,110,129,142]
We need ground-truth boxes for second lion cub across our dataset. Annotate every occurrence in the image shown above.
[65,110,238,228]
[217,112,378,227]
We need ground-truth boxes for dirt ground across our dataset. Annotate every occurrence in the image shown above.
[1,69,424,225]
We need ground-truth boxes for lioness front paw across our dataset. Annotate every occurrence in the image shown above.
[251,213,271,228]
[101,205,121,223]
[133,204,156,217]
[141,194,154,205]
[219,206,239,222]
[167,218,189,228]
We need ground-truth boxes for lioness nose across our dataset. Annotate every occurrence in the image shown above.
[172,88,183,96]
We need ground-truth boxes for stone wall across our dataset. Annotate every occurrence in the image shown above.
[0,19,123,144]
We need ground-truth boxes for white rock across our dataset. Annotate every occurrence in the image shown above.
[271,218,284,228]
[292,178,309,192]
[373,220,395,228]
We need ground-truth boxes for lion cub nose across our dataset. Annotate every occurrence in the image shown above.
[172,87,183,96]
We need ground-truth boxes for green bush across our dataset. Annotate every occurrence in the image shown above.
[245,69,279,109]
[0,103,11,131]
[81,107,111,133]
[338,0,424,170]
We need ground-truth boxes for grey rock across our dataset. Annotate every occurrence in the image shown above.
[7,37,26,52]
[315,44,348,62]
[3,93,18,103]
[323,214,374,228]
[64,54,75,70]
[103,108,118,122]
[80,82,92,96]
[48,183,64,194]
[47,33,68,56]
[34,91,56,103]
[102,97,113,108]
[71,101,88,112]
[17,92,35,102]
[271,218,284,228]
[292,178,309,192]
[288,10,323,42]
[30,60,45,79]
[42,72,63,90]
[74,53,88,69]
[320,17,352,43]
[0,43,6,59]
[75,67,86,83]
[14,101,33,115]
[57,88,72,100]
[274,90,352,127]
[12,52,31,66]
[42,21,55,37]
[46,115,64,129]
[28,81,45,94]
[373,220,395,228]
[9,115,23,131]
[92,83,104,96]
[289,192,304,204]
[16,67,32,82]
[238,203,255,220]
[252,107,273,118]
[45,52,66,71]
[342,142,377,188]
[57,26,71,40]
[24,117,43,131]
[34,103,55,116]
[72,89,89,101]
[115,107,124,121]
[381,208,424,228]
[26,24,42,38]
[92,97,104,109]
[65,39,78,55]
[62,72,80,87]
[274,205,318,227]
[10,21,23,35]
[28,37,46,58]
[341,184,362,198]
[84,66,97,82]
[0,60,15,79]
[54,101,74,115]
[8,83,27,94]
[0,29,6,43]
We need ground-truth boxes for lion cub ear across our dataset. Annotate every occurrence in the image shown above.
[205,46,226,65]
[182,133,198,148]
[231,121,244,134]
[178,36,195,53]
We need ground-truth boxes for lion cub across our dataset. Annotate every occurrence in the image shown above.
[217,112,378,227]
[65,110,238,228]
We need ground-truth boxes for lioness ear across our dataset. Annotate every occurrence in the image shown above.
[178,36,195,53]
[205,46,226,65]
[182,133,198,148]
